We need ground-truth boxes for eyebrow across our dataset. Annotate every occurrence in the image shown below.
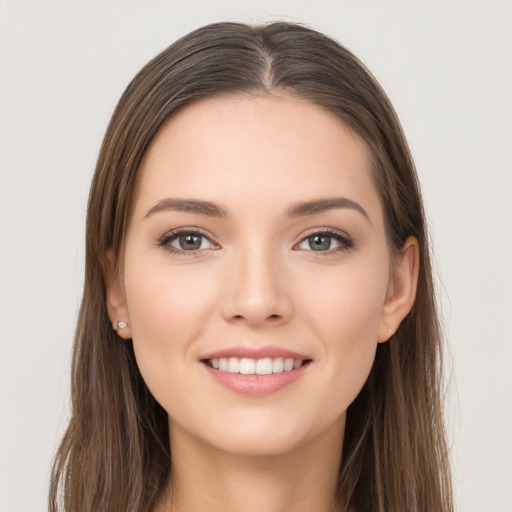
[144,196,370,223]
[145,198,228,218]
[286,197,370,223]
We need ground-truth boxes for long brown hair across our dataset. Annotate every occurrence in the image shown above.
[49,21,453,512]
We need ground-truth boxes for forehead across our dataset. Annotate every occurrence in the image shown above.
[133,93,381,222]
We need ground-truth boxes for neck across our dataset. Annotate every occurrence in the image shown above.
[156,417,345,512]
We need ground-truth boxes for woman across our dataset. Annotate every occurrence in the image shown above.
[49,21,453,512]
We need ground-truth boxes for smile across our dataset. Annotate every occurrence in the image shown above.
[200,347,312,396]
[206,357,308,375]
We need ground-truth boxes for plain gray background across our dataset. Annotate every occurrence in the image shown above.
[1,1,511,511]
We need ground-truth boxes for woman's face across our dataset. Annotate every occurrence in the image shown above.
[108,93,415,456]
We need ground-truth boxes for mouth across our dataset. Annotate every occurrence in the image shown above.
[203,356,312,375]
[199,347,312,396]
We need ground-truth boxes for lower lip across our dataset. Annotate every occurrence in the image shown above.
[202,362,310,396]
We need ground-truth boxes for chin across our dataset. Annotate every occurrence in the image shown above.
[170,407,346,460]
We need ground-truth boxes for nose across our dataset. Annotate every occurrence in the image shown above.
[220,246,293,327]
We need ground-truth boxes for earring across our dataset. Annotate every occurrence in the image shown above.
[116,321,128,330]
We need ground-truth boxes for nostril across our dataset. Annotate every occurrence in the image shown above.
[230,314,282,322]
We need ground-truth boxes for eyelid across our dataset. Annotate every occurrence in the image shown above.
[158,227,219,254]
[157,226,354,255]
[294,227,354,253]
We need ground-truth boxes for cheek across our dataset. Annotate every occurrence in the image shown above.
[125,253,219,338]
[297,258,388,403]
[122,255,220,404]
[300,256,388,341]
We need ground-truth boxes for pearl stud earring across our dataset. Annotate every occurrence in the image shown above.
[116,321,127,330]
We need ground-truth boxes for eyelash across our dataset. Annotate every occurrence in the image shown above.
[157,227,354,256]
[158,228,216,255]
[296,228,354,255]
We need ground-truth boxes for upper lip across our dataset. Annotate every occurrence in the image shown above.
[200,345,311,361]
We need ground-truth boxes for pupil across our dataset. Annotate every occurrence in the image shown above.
[309,234,331,251]
[180,234,201,250]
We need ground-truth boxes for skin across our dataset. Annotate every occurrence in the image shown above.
[105,93,419,512]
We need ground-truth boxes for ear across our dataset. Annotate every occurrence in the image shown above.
[102,249,132,339]
[377,236,419,343]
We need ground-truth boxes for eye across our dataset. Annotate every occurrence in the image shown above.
[295,229,353,253]
[158,229,217,254]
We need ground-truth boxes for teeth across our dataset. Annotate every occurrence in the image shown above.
[211,357,305,375]
[283,358,294,371]
[272,357,284,373]
[256,358,272,375]
[227,357,239,373]
[239,358,256,375]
